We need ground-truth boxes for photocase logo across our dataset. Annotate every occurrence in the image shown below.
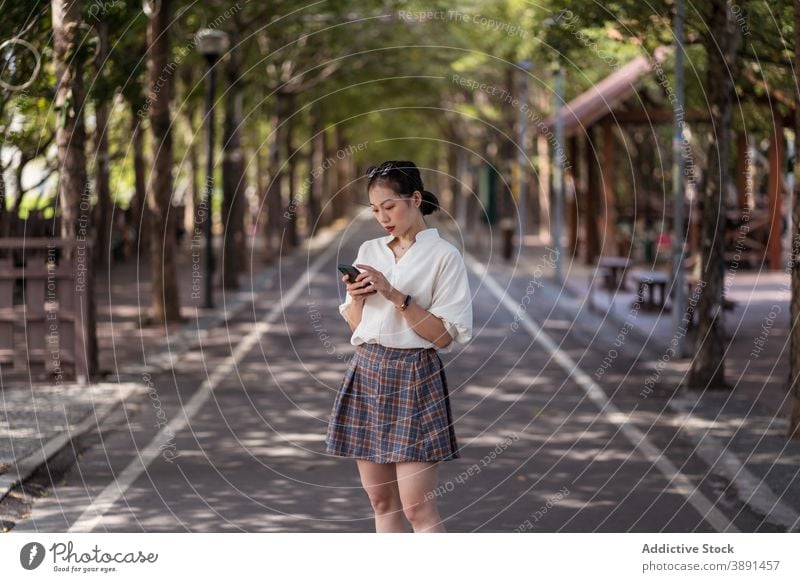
[19,542,46,570]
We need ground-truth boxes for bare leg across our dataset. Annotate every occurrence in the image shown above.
[395,461,446,532]
[356,460,409,532]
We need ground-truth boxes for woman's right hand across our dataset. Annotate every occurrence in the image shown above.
[342,272,376,304]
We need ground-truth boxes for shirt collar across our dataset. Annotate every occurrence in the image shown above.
[383,227,439,246]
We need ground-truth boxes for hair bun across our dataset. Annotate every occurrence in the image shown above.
[420,190,440,216]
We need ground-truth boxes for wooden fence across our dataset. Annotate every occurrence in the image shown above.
[0,238,95,383]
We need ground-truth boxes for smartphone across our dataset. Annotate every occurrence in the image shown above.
[338,263,362,284]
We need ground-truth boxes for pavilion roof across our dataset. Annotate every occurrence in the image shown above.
[542,47,670,137]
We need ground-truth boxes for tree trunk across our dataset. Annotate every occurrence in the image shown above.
[455,147,469,233]
[93,97,112,266]
[178,65,199,239]
[255,126,267,237]
[53,0,89,242]
[285,92,299,249]
[186,114,200,239]
[688,0,741,390]
[446,140,458,220]
[52,0,98,378]
[319,124,333,228]
[537,134,552,242]
[788,0,800,439]
[498,65,516,222]
[12,152,31,215]
[146,0,181,323]
[263,93,285,264]
[93,21,112,267]
[222,37,246,289]
[0,168,6,237]
[0,97,6,236]
[334,125,349,219]
[585,126,599,264]
[307,102,323,236]
[182,107,200,239]
[130,100,148,249]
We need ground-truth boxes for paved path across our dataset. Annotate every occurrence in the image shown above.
[3,217,787,532]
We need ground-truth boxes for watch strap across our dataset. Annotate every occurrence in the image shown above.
[396,294,411,311]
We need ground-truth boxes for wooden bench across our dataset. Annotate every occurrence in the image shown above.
[596,256,634,291]
[629,270,671,310]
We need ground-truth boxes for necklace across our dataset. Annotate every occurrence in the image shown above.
[392,227,424,252]
[391,242,411,260]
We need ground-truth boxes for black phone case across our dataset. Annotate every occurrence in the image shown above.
[338,263,361,283]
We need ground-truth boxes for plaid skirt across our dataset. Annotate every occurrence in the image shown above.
[325,342,460,464]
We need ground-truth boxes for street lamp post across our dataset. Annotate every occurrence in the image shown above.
[671,0,687,357]
[195,28,229,309]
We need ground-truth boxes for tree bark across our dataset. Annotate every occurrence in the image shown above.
[0,97,6,236]
[263,93,285,264]
[178,83,200,240]
[585,126,599,265]
[146,0,181,323]
[537,134,551,242]
[130,100,148,250]
[0,168,6,237]
[12,152,32,215]
[93,21,112,267]
[52,0,98,378]
[307,102,323,236]
[688,0,741,390]
[53,0,89,242]
[285,92,299,250]
[498,65,516,222]
[184,110,200,239]
[788,0,800,439]
[334,125,349,219]
[446,140,458,219]
[255,125,267,237]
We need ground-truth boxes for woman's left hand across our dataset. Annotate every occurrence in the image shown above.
[354,263,397,302]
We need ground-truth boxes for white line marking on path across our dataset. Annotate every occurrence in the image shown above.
[669,396,800,531]
[68,233,340,532]
[464,253,738,533]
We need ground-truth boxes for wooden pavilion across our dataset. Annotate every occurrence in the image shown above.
[538,48,785,271]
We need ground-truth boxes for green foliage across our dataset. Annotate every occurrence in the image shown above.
[3,0,798,219]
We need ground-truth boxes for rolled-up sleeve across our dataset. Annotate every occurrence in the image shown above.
[338,293,352,320]
[427,250,473,353]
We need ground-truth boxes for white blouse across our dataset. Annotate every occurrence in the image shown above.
[338,227,473,354]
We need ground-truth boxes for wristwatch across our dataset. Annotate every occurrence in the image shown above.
[396,294,412,311]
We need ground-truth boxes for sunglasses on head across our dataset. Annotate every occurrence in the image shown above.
[366,163,412,180]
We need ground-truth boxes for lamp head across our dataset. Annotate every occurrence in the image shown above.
[195,29,229,59]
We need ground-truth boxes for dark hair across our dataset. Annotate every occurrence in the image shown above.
[365,160,440,216]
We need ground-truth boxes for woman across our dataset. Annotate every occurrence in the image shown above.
[326,160,473,533]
